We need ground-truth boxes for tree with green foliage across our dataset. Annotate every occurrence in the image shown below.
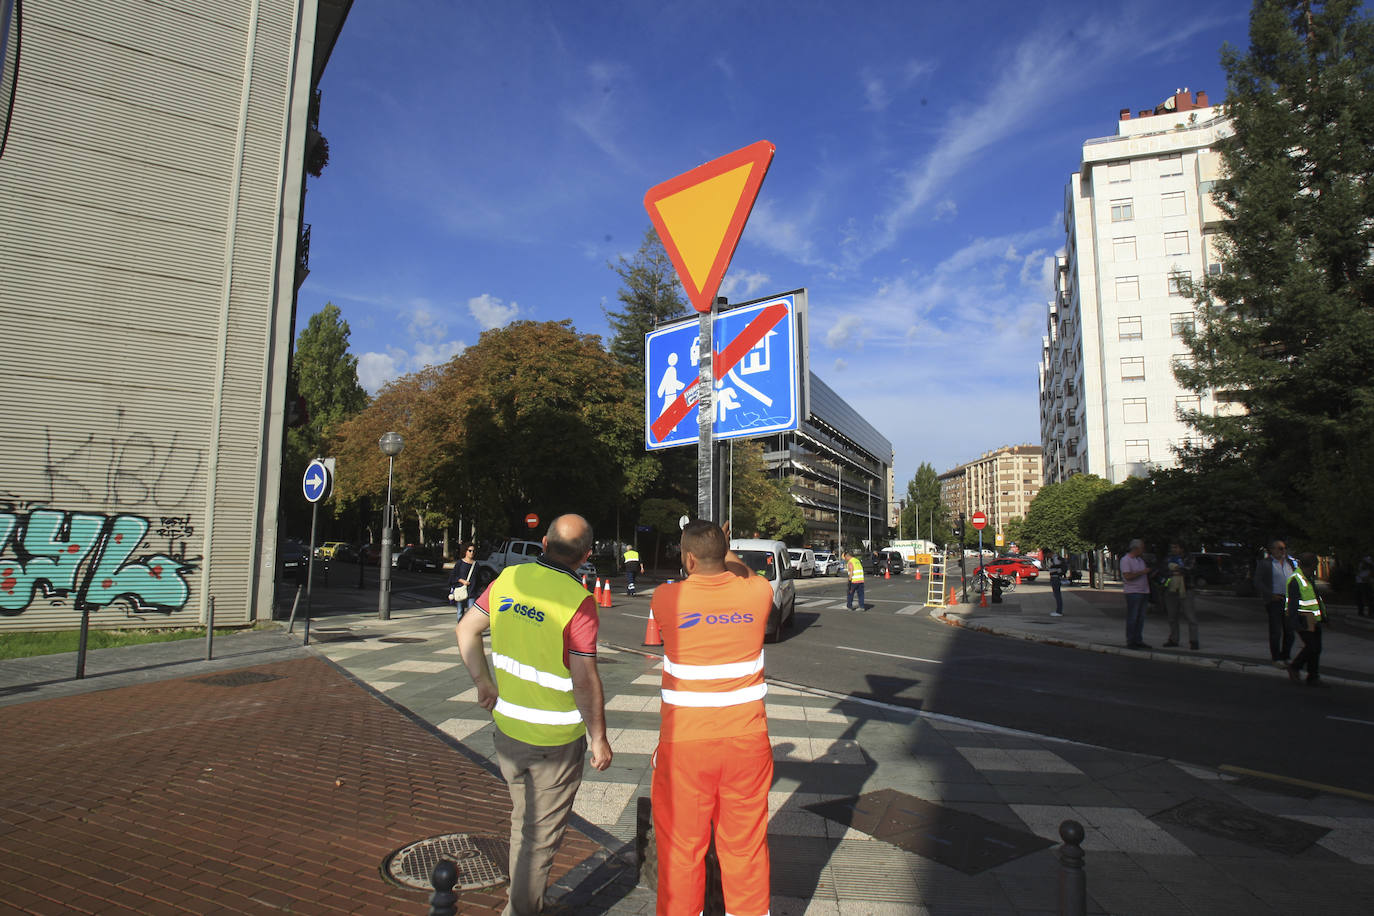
[1019,474,1114,553]
[898,462,950,544]
[639,496,691,569]
[1177,0,1374,559]
[605,227,690,375]
[727,441,806,542]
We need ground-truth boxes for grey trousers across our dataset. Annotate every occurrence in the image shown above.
[492,728,587,916]
[1165,589,1198,645]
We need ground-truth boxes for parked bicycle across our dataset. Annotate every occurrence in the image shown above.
[969,571,1015,594]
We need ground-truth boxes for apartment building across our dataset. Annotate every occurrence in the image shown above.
[938,445,1043,535]
[1040,89,1232,484]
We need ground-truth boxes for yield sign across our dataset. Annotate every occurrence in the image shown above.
[644,140,774,313]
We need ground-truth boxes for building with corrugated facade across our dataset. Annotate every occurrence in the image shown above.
[0,0,353,630]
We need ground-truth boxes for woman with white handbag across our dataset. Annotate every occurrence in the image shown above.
[449,543,477,622]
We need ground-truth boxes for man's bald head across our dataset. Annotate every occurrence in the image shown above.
[544,514,592,565]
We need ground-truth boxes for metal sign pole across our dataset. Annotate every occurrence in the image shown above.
[696,300,717,521]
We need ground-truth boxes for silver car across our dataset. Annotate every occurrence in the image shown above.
[730,538,797,643]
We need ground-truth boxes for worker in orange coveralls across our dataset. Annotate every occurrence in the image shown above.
[649,519,775,916]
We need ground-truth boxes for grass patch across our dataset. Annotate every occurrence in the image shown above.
[0,627,238,660]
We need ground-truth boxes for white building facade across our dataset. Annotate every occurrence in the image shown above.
[1040,89,1231,484]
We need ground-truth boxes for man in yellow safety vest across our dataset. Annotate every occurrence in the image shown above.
[457,514,613,915]
[843,548,866,611]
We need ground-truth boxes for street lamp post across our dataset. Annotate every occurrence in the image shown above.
[378,431,404,620]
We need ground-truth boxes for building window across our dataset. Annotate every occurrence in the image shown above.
[1121,357,1145,381]
[1123,397,1148,423]
[1110,199,1134,222]
[1118,316,1142,340]
[1125,439,1151,463]
[1164,231,1190,256]
[1175,394,1201,418]
[1115,276,1140,301]
[1107,161,1131,184]
[1171,312,1195,337]
[1113,236,1137,261]
[1171,352,1195,371]
[1161,190,1187,217]
[1158,153,1183,177]
[1167,271,1192,296]
[1207,261,1224,276]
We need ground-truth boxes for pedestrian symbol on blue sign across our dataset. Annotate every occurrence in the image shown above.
[643,292,806,451]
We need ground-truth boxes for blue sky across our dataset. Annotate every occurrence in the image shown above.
[299,0,1247,488]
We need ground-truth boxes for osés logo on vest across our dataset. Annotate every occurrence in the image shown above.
[497,596,546,622]
[680,611,754,629]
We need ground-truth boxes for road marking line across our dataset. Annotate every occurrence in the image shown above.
[1218,765,1374,803]
[894,605,925,616]
[1328,715,1374,727]
[836,645,941,665]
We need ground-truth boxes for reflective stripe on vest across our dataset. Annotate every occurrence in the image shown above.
[493,651,574,692]
[661,682,768,708]
[489,561,589,746]
[1288,569,1323,621]
[663,651,765,681]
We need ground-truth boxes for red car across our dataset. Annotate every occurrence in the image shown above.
[976,557,1039,581]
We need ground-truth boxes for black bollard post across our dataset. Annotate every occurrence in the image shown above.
[1058,819,1086,916]
[428,860,458,916]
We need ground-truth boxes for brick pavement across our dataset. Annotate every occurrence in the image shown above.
[0,655,604,915]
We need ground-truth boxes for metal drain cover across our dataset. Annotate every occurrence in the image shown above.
[193,671,284,688]
[381,833,507,890]
[1152,797,1329,855]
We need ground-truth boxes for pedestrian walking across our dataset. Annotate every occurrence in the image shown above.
[1253,539,1297,667]
[623,544,641,596]
[843,548,866,611]
[1286,552,1329,688]
[1161,542,1199,650]
[1121,539,1153,649]
[455,514,613,916]
[448,543,477,623]
[649,520,775,916]
[1048,552,1067,616]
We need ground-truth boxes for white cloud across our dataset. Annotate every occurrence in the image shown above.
[468,294,520,329]
[833,358,849,372]
[562,61,638,170]
[720,270,772,299]
[357,351,400,394]
[825,313,864,349]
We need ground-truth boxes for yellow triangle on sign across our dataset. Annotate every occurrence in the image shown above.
[652,163,754,292]
[644,140,775,313]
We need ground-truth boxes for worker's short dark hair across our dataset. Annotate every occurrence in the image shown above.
[1298,552,1318,571]
[680,520,727,563]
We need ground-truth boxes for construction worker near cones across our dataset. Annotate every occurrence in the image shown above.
[843,548,866,611]
[1285,552,1329,688]
[649,520,774,916]
[456,514,613,916]
[623,544,641,596]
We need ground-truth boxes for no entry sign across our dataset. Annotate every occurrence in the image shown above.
[525,513,539,529]
[970,511,987,531]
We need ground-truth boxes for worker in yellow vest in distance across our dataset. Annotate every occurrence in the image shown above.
[842,548,866,612]
[623,544,641,596]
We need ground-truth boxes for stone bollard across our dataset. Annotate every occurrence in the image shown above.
[428,860,458,916]
[1057,819,1086,916]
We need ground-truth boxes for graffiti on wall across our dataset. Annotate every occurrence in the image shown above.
[43,424,205,508]
[0,504,198,616]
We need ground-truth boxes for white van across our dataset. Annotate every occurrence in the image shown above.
[730,538,797,643]
[787,547,817,578]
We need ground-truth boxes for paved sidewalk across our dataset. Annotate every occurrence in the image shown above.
[2,574,1373,914]
[933,575,1374,688]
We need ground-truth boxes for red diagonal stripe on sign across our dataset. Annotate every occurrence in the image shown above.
[650,302,789,443]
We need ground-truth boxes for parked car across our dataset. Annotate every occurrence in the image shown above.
[978,556,1040,580]
[278,539,308,579]
[315,541,349,560]
[880,548,905,574]
[1187,552,1239,589]
[787,548,817,578]
[729,538,796,643]
[813,551,843,576]
[393,545,440,572]
[359,543,382,566]
[331,543,360,564]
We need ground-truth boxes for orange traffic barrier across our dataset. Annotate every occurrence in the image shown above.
[643,612,663,646]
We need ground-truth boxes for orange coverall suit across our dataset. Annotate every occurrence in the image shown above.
[650,569,775,916]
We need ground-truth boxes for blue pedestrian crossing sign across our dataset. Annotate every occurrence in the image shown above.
[302,458,333,503]
[644,291,807,451]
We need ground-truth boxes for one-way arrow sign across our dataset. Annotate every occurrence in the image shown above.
[303,458,332,503]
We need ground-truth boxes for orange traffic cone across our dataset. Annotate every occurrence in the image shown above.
[582,574,589,589]
[593,578,603,603]
[643,612,662,647]
[884,565,891,580]
[600,580,612,608]
[914,567,922,581]
[979,589,988,608]
[1015,571,1022,585]
[948,587,957,605]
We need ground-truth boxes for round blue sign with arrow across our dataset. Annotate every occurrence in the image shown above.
[303,458,332,503]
